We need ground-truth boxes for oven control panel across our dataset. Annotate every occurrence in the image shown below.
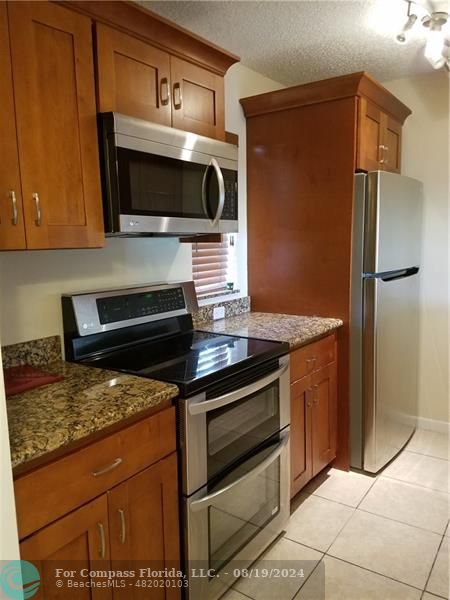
[97,287,186,325]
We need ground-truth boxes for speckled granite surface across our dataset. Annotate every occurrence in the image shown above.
[196,312,343,350]
[6,360,178,470]
[192,295,250,325]
[2,336,62,369]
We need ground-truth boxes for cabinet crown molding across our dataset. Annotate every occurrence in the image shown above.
[56,0,240,76]
[240,71,411,124]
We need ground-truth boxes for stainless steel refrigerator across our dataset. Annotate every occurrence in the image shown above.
[351,171,423,473]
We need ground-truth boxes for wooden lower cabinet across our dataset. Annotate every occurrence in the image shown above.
[311,363,337,477]
[19,454,180,599]
[20,495,113,599]
[290,336,338,499]
[290,376,312,496]
[108,454,180,600]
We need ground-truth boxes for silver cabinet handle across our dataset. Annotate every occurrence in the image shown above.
[313,384,319,404]
[190,429,290,513]
[8,191,18,226]
[201,157,225,227]
[379,145,387,165]
[91,457,123,477]
[97,522,106,559]
[32,192,41,226]
[188,358,289,415]
[160,77,170,106]
[118,509,126,544]
[173,82,182,109]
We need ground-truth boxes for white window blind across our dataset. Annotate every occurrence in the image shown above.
[192,237,231,297]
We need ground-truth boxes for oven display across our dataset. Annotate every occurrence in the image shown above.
[96,288,185,324]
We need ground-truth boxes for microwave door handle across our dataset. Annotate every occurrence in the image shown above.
[189,429,290,513]
[188,358,289,415]
[210,157,225,226]
[201,163,211,222]
[201,158,225,226]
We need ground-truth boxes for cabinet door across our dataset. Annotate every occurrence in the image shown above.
[108,453,180,600]
[0,3,25,250]
[20,495,112,599]
[382,114,402,173]
[357,97,384,172]
[311,362,337,477]
[8,1,104,249]
[96,24,171,126]
[170,56,225,140]
[290,377,313,498]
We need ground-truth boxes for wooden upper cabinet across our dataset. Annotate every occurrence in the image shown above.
[96,23,171,126]
[0,3,26,250]
[8,1,104,249]
[20,495,112,599]
[95,27,226,141]
[357,97,402,173]
[383,113,402,173]
[170,56,225,140]
[357,98,384,172]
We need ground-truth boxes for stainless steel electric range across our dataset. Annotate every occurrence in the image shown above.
[62,281,291,600]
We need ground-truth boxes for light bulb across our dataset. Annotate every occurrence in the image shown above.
[425,24,446,69]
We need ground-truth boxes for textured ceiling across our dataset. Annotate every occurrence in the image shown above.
[139,0,450,85]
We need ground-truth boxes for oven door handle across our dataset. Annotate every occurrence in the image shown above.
[189,429,290,513]
[188,359,289,415]
[201,157,225,226]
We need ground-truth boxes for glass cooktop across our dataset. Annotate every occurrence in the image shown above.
[86,330,288,397]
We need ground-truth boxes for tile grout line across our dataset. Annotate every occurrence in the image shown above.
[323,550,427,593]
[291,555,326,600]
[293,486,447,538]
[381,472,449,495]
[405,448,450,462]
[421,530,447,598]
[355,505,448,537]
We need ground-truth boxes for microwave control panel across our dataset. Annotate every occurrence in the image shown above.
[97,287,186,325]
[222,169,238,221]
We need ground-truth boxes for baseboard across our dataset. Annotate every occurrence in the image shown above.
[416,417,450,435]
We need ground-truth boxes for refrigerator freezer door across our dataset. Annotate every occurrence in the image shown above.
[363,271,420,472]
[364,172,423,274]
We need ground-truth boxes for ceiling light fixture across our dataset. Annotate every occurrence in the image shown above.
[395,0,449,71]
[422,12,448,69]
[396,2,418,44]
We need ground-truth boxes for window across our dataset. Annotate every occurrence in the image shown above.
[192,234,237,297]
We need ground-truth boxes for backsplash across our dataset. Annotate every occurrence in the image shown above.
[192,296,250,325]
[1,296,251,368]
[2,336,62,369]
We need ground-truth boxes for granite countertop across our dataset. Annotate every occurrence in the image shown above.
[196,312,343,350]
[6,360,178,471]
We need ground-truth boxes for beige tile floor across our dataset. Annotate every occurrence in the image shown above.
[223,428,450,600]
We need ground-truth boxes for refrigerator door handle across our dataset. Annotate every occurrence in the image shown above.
[364,266,419,282]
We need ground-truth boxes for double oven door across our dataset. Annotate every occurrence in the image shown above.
[179,356,290,600]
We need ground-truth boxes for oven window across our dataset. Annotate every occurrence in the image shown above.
[207,381,280,481]
[116,148,220,220]
[208,446,281,573]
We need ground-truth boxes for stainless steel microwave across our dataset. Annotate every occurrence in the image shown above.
[99,113,239,236]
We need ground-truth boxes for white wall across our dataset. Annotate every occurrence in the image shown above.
[384,72,449,426]
[224,64,285,296]
[0,345,20,563]
[0,238,192,346]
